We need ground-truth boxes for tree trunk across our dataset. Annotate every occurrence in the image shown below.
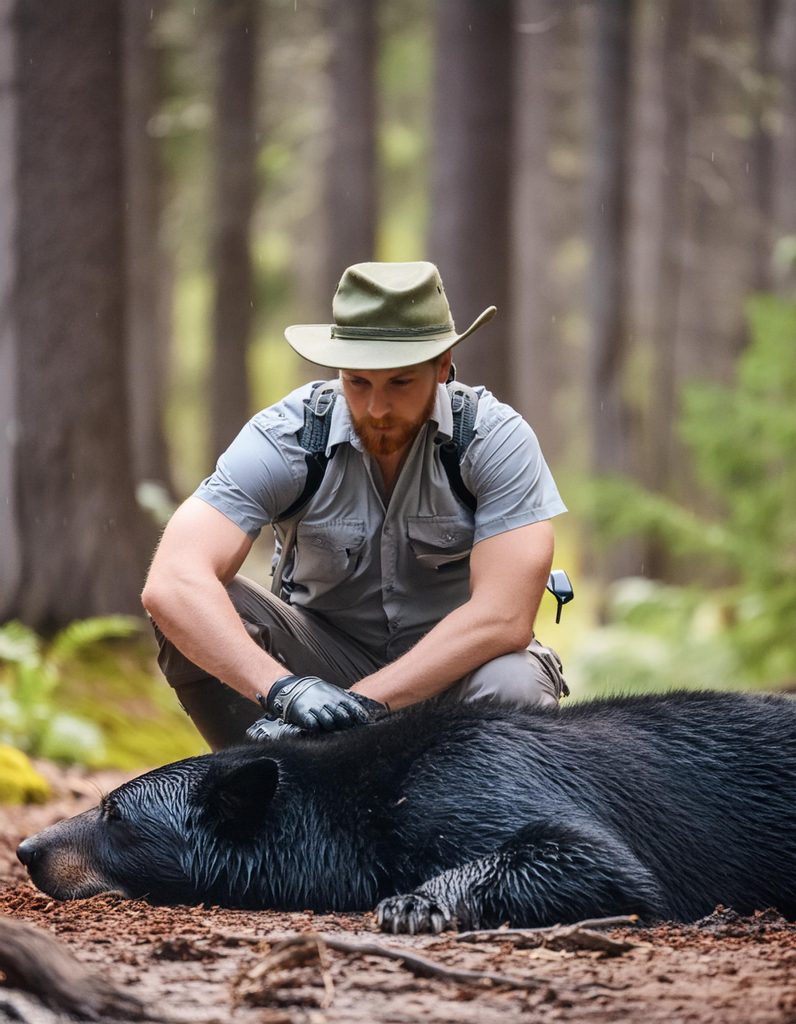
[6,0,151,629]
[774,0,796,293]
[509,0,562,455]
[123,0,173,490]
[325,0,377,295]
[0,0,21,614]
[748,0,779,292]
[586,0,639,580]
[587,0,635,478]
[210,0,258,459]
[630,0,691,498]
[673,1,758,386]
[428,0,512,395]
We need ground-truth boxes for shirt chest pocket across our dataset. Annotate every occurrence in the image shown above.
[406,516,473,571]
[294,518,366,586]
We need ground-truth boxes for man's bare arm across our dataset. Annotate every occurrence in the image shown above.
[350,520,555,710]
[141,497,285,703]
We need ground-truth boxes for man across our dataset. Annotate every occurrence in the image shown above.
[142,261,567,750]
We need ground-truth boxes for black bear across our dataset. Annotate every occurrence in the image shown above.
[17,691,796,933]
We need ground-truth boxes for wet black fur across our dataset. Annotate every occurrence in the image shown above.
[20,691,796,927]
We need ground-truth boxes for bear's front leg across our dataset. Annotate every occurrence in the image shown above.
[376,820,665,934]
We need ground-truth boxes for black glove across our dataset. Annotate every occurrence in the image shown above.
[246,715,304,743]
[259,675,372,733]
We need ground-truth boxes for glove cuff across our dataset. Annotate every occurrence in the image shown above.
[266,674,320,719]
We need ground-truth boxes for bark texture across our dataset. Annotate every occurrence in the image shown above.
[210,0,258,459]
[123,0,172,489]
[7,0,151,628]
[429,0,512,394]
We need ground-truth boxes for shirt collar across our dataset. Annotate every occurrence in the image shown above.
[328,385,362,453]
[430,382,453,442]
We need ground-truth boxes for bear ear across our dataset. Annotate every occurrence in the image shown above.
[199,756,279,839]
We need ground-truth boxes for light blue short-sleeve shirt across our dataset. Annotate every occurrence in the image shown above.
[195,381,566,661]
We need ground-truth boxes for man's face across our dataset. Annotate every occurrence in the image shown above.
[341,353,452,457]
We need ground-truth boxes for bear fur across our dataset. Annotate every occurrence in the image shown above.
[17,690,796,933]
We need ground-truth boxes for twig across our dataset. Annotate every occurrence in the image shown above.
[456,914,639,955]
[316,933,550,991]
[315,934,336,1009]
[0,916,155,1021]
[231,928,635,998]
[234,933,336,1009]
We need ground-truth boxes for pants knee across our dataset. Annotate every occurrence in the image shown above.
[448,649,563,710]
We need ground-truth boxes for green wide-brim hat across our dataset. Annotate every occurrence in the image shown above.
[285,261,496,370]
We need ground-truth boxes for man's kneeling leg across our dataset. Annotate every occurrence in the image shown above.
[444,641,567,710]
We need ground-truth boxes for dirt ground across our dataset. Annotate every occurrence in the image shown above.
[0,762,794,1024]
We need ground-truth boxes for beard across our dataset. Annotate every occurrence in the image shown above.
[351,386,438,457]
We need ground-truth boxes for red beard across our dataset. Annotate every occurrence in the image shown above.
[351,387,437,457]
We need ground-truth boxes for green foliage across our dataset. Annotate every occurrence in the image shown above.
[57,633,205,770]
[0,617,205,772]
[566,577,747,697]
[580,295,796,688]
[0,617,142,765]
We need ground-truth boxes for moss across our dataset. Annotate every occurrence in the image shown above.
[56,633,206,769]
[0,745,51,804]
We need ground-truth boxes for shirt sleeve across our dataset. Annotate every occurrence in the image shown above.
[462,397,567,546]
[192,389,310,539]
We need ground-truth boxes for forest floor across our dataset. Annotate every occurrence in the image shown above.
[0,762,794,1024]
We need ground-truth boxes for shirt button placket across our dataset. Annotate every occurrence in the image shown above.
[382,518,399,627]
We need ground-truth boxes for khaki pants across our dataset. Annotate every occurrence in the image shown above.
[153,574,568,751]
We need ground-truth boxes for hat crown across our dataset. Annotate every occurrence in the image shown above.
[332,261,454,335]
[284,260,496,370]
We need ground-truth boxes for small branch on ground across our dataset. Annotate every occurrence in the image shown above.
[0,915,154,1021]
[235,928,636,1007]
[233,931,551,1003]
[456,915,639,955]
[321,933,551,990]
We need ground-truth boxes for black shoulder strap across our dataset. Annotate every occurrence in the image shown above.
[275,377,479,522]
[439,381,479,512]
[274,380,339,523]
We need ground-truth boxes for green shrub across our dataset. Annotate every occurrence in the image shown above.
[579,295,796,689]
[0,616,205,771]
[0,616,140,765]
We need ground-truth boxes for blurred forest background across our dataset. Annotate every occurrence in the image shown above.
[1,0,795,783]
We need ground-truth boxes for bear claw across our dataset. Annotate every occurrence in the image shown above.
[375,892,453,934]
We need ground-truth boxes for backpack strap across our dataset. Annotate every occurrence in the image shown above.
[274,380,340,523]
[270,377,479,595]
[439,380,479,512]
[270,380,339,596]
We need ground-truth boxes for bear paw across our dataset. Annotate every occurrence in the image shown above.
[375,892,453,934]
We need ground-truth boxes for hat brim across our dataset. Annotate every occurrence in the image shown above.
[284,305,497,370]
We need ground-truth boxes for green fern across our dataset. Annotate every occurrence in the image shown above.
[0,615,140,765]
[578,295,796,686]
[48,616,141,664]
[0,621,42,666]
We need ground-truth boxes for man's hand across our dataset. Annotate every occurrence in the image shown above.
[246,715,304,742]
[259,675,384,733]
[246,691,389,743]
